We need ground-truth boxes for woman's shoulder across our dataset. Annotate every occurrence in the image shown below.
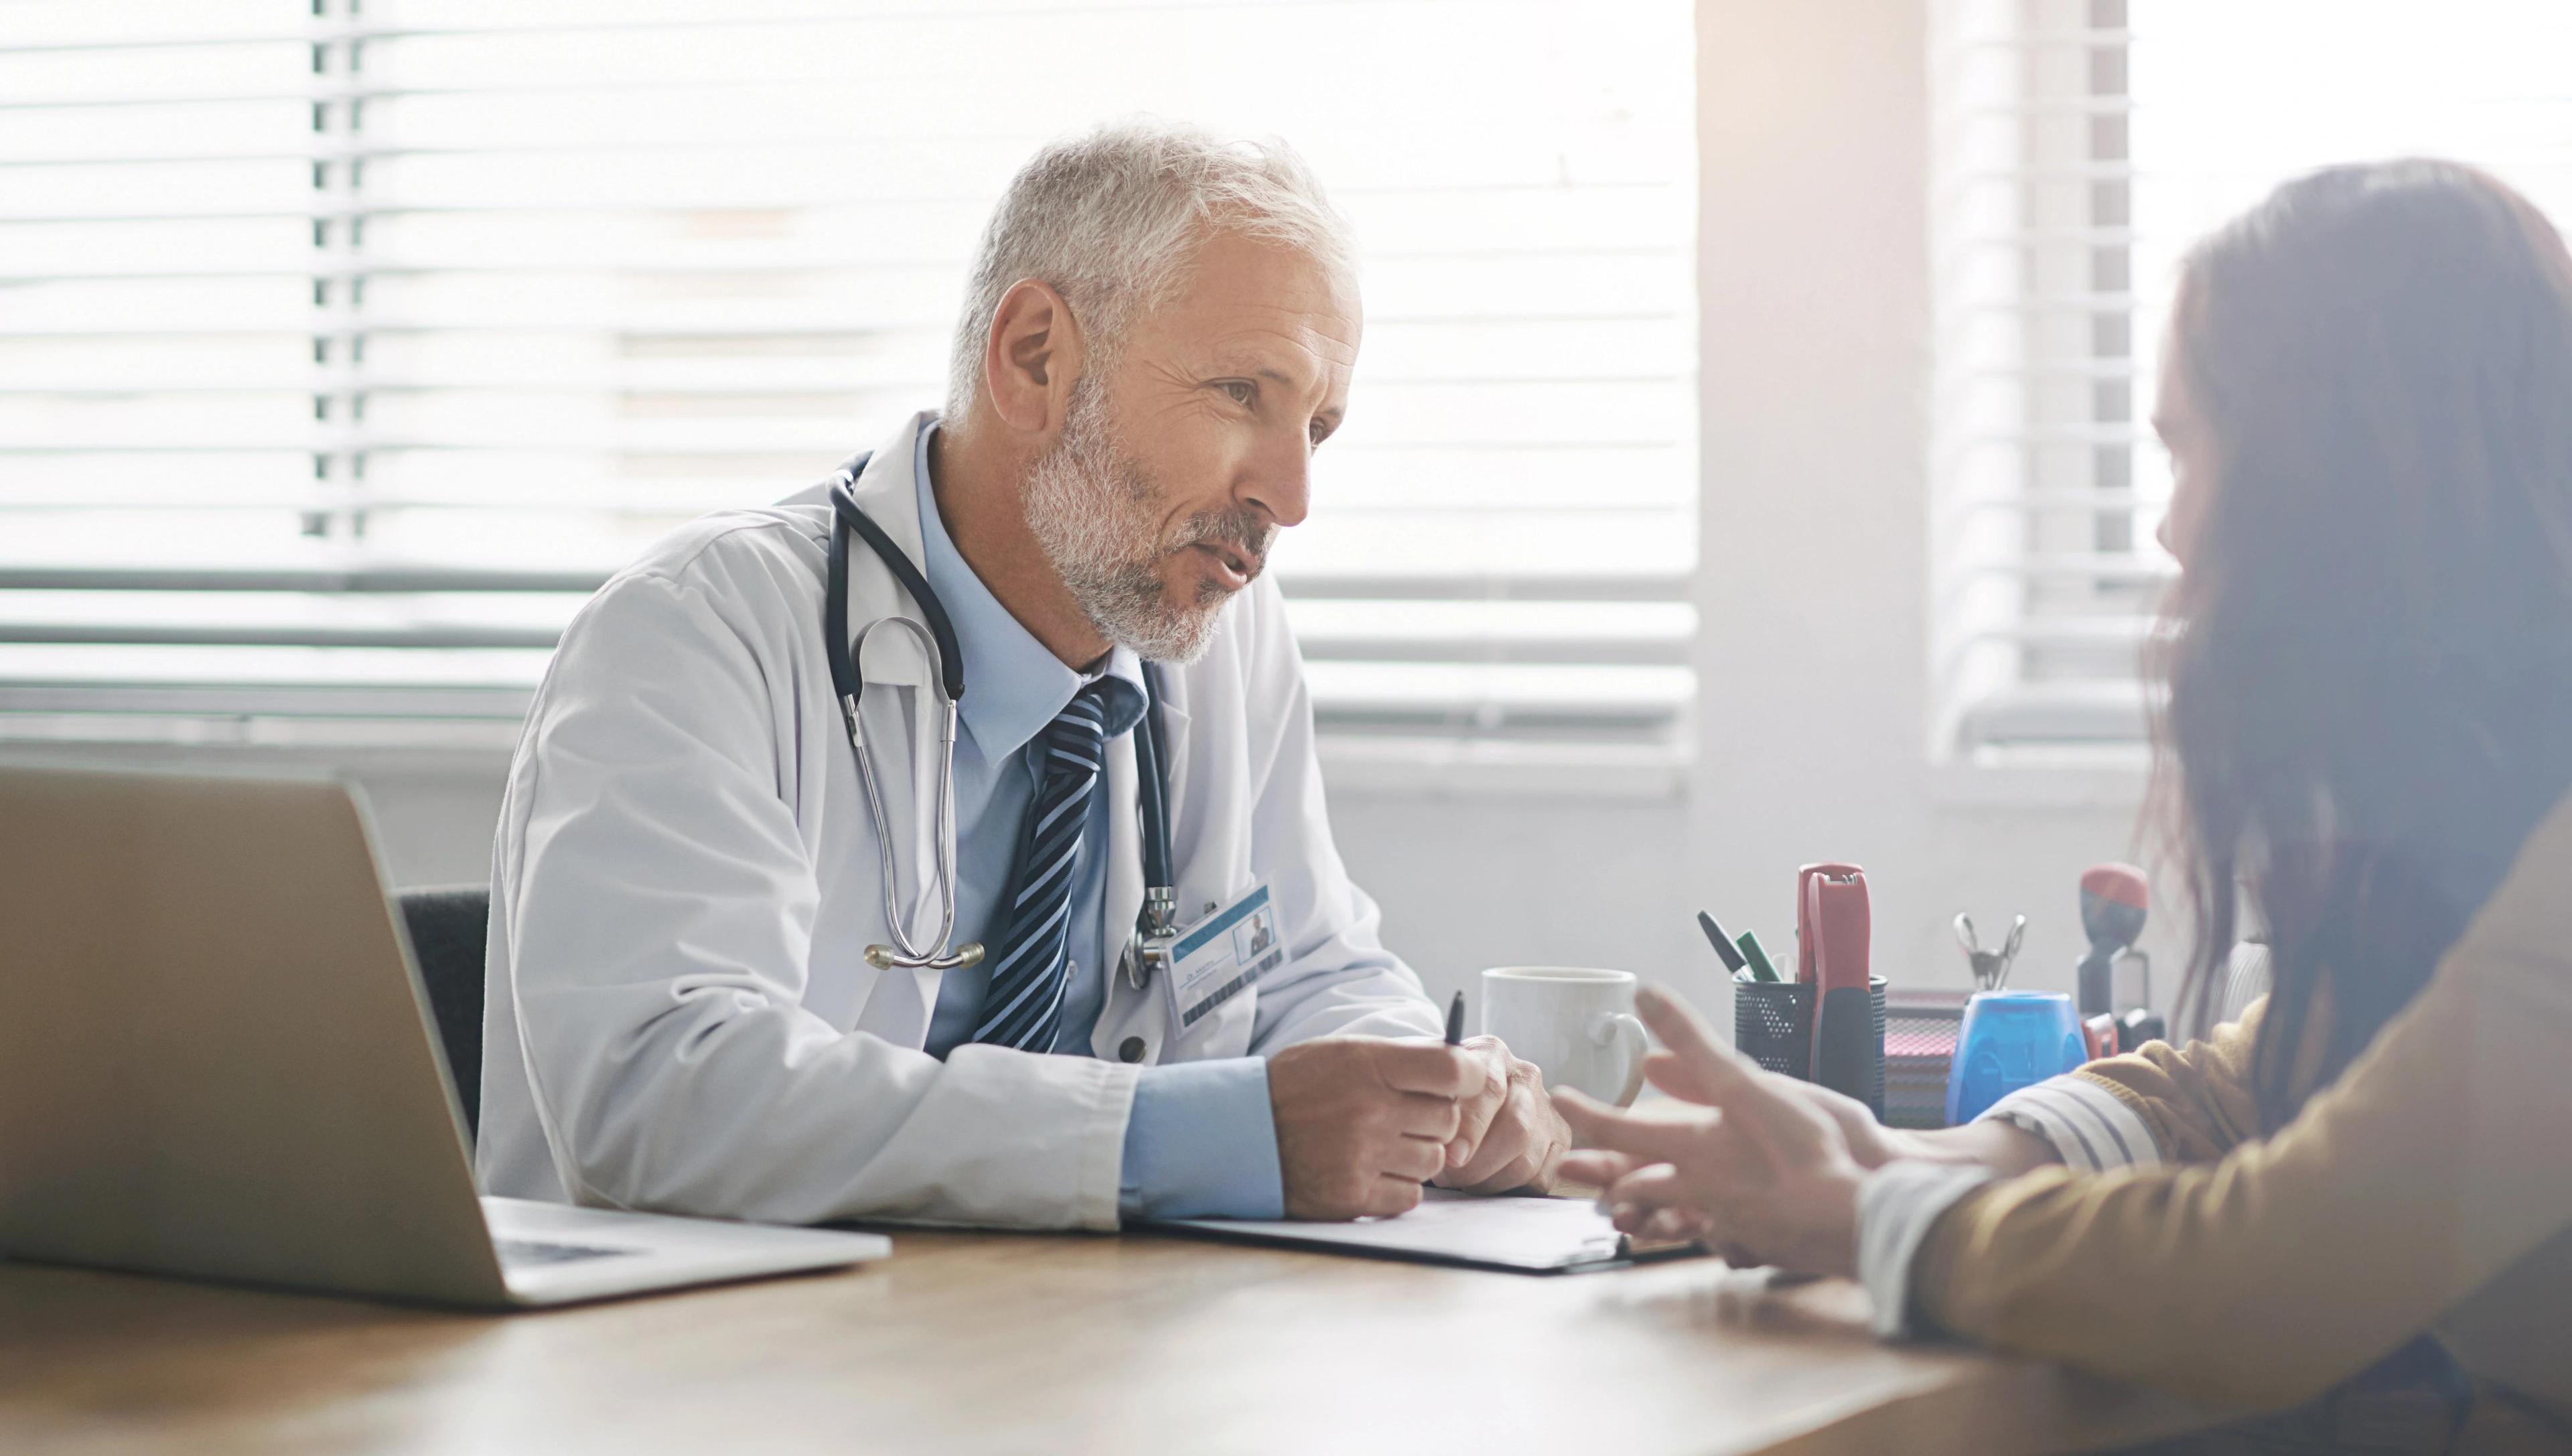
[2448,785,2572,972]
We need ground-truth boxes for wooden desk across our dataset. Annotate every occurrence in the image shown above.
[0,1231,2206,1455]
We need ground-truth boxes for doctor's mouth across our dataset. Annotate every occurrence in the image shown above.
[1184,532,1269,597]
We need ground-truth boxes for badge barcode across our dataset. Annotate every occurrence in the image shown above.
[1181,948,1282,1026]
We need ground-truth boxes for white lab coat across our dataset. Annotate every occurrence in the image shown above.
[477,413,1441,1230]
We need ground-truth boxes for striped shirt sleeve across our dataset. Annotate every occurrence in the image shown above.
[1976,1073,2165,1173]
[1857,1162,1999,1337]
[1857,1072,2166,1339]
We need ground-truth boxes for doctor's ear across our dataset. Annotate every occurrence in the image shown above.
[980,278,1089,439]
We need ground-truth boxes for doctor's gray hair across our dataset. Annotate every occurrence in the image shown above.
[945,119,1356,422]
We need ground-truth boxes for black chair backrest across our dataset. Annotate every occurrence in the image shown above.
[397,886,489,1143]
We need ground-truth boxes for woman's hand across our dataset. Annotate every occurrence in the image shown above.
[1553,985,1868,1278]
[1668,1052,1914,1171]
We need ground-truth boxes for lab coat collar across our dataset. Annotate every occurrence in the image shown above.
[792,414,944,693]
[833,415,931,568]
[909,415,1147,761]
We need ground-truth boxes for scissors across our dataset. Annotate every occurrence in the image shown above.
[1952,912,2027,991]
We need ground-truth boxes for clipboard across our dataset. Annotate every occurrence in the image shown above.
[1149,1188,1707,1275]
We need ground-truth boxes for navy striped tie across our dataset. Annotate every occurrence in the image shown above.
[969,681,1114,1051]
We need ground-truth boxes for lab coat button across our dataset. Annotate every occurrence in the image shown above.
[1119,1036,1147,1063]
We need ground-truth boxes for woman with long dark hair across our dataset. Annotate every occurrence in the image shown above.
[1557,159,2572,1445]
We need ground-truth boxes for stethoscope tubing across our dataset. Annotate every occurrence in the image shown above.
[826,457,1175,974]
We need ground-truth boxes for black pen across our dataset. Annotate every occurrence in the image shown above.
[1443,989,1466,1045]
[1697,910,1749,974]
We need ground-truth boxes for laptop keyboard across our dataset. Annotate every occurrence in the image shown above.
[495,1237,642,1268]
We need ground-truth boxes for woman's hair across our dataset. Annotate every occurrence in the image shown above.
[2155,159,2572,1130]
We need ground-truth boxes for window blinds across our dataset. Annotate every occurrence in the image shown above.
[1931,0,2572,757]
[0,0,1698,757]
[1929,0,2157,758]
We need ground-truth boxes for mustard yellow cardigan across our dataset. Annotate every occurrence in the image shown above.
[1912,792,2572,1437]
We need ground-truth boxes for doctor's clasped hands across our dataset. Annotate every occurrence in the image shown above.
[1269,1036,1563,1220]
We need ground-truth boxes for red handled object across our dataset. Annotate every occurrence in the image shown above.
[1800,863,1874,1105]
[1795,861,1863,984]
[2082,1013,2119,1063]
[2076,862,2149,1017]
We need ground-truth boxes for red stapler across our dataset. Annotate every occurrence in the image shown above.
[1798,862,1876,1112]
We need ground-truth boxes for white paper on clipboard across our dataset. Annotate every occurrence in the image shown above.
[1153,1189,1664,1273]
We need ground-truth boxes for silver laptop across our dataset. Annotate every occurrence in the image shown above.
[0,766,889,1308]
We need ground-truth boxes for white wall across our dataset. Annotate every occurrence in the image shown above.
[1328,789,1695,1012]
[3,0,2186,1039]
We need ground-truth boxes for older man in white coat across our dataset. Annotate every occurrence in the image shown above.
[478,120,1570,1229]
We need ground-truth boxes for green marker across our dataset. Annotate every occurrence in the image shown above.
[1736,930,1781,982]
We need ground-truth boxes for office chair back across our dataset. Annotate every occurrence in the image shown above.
[397,886,489,1141]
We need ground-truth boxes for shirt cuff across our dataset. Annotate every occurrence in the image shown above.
[1116,1057,1284,1221]
[1857,1161,1999,1339]
[1976,1073,2163,1173]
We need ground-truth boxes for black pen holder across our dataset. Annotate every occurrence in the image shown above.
[1733,977,1887,1120]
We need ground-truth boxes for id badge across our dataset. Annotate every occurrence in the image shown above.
[1159,882,1283,1030]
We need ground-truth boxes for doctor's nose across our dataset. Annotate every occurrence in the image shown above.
[1238,435,1313,532]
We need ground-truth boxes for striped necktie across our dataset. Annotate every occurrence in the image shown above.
[969,680,1114,1051]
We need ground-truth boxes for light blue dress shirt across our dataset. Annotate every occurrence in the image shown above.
[908,421,1283,1220]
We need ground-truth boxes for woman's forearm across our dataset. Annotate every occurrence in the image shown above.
[1879,1119,2059,1176]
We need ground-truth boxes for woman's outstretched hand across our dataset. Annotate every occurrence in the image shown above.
[1553,985,1867,1278]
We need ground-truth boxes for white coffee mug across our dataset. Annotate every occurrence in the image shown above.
[1478,966,1650,1107]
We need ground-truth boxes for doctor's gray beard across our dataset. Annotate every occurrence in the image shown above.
[1022,378,1270,664]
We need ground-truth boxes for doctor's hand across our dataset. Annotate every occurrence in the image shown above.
[1267,1038,1480,1220]
[1552,987,1865,1278]
[1430,1035,1569,1195]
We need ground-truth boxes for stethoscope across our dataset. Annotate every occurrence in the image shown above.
[825,457,1180,981]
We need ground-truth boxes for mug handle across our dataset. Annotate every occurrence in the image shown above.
[1589,1011,1650,1108]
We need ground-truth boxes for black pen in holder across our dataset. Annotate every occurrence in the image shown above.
[1732,978,1888,1120]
